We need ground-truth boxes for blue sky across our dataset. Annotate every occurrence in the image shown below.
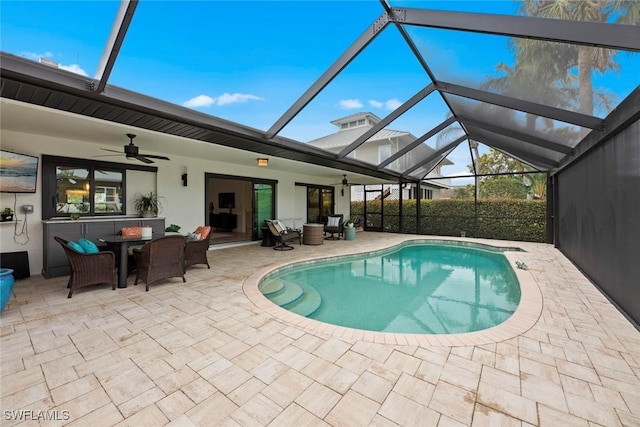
[1,1,638,177]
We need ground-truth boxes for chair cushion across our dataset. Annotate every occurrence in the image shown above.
[186,232,201,242]
[194,226,211,240]
[78,238,99,254]
[67,241,85,253]
[269,220,281,233]
[275,220,288,234]
[327,216,341,227]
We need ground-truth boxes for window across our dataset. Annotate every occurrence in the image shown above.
[42,155,156,219]
[55,166,123,216]
[304,185,334,224]
[378,144,391,163]
[55,167,91,215]
[408,186,433,200]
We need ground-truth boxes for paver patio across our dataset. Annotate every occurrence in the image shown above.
[1,233,638,426]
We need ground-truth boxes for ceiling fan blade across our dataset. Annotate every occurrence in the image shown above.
[100,134,169,163]
[139,153,170,160]
[136,156,155,164]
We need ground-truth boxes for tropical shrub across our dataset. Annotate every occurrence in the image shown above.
[351,199,546,242]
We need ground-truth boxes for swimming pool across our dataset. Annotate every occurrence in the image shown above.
[258,240,522,334]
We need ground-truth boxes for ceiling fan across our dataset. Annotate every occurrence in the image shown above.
[98,134,170,164]
[333,174,354,196]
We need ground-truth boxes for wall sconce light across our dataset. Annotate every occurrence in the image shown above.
[257,158,268,167]
[181,166,188,187]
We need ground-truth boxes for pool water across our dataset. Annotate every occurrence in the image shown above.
[259,241,521,334]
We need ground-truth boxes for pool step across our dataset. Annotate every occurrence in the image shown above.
[262,280,323,318]
[259,279,284,295]
[283,282,322,317]
[268,282,303,306]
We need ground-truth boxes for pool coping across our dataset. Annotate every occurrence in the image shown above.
[243,238,543,346]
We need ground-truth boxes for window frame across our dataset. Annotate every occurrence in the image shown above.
[41,155,157,220]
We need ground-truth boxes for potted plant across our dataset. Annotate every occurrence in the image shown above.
[1,208,13,221]
[165,223,181,233]
[133,192,163,217]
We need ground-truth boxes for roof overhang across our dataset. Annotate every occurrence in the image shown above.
[0,52,408,183]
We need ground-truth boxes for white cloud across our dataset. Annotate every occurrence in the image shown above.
[338,99,363,109]
[183,95,215,108]
[385,98,402,110]
[215,92,264,106]
[59,64,88,76]
[183,93,263,108]
[369,98,402,110]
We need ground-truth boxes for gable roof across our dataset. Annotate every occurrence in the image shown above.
[308,126,410,151]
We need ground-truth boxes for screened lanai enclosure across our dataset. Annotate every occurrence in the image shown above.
[1,1,638,323]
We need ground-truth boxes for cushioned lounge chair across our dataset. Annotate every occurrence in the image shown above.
[265,219,302,251]
[54,236,116,298]
[324,214,344,240]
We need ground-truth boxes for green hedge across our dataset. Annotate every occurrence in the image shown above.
[350,199,546,242]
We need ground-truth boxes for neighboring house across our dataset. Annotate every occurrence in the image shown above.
[307,112,452,200]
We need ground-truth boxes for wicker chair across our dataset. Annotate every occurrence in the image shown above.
[184,226,211,270]
[324,214,344,240]
[133,235,186,291]
[54,236,116,298]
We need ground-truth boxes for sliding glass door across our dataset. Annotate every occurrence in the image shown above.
[254,182,274,239]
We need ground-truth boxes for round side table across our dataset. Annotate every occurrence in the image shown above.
[344,226,356,241]
[261,227,275,247]
[303,223,324,245]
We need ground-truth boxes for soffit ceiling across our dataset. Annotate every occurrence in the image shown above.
[0,0,638,182]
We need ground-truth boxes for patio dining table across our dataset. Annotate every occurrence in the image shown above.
[99,233,169,288]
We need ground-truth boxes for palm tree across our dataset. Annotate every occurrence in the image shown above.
[481,37,575,130]
[520,0,639,116]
